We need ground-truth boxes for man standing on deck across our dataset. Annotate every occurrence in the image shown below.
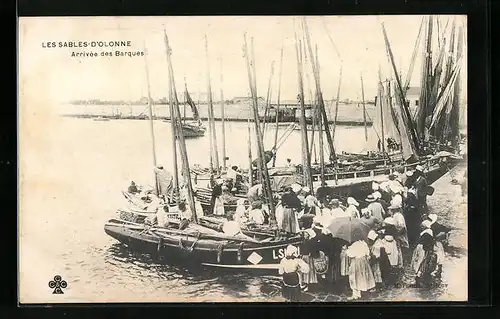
[414,165,428,213]
[247,183,264,203]
[154,165,174,202]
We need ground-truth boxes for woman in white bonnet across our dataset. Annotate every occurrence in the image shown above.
[379,217,402,285]
[299,228,321,291]
[366,229,384,289]
[410,220,438,287]
[345,229,376,300]
[278,245,310,301]
[345,197,360,218]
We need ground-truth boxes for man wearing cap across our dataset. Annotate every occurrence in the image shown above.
[366,194,385,222]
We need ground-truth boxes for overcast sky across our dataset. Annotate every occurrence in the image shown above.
[19,15,467,104]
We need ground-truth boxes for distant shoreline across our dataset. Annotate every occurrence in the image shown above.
[60,114,374,126]
[67,101,377,107]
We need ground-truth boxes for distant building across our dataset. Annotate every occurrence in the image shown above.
[405,87,420,108]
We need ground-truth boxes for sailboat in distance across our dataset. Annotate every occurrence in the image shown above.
[179,84,206,138]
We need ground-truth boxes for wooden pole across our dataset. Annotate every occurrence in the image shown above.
[272,46,284,167]
[450,24,463,148]
[361,73,368,142]
[143,44,159,195]
[302,18,337,163]
[163,30,198,223]
[169,81,179,199]
[262,61,275,138]
[381,23,420,155]
[243,34,275,221]
[378,67,386,154]
[332,66,342,141]
[205,35,220,174]
[219,57,227,171]
[249,38,263,184]
[248,122,253,186]
[294,31,313,192]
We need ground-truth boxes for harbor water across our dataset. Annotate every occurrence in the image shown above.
[19,117,467,302]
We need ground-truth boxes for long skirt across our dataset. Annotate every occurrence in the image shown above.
[213,197,225,216]
[340,247,350,276]
[370,259,383,284]
[382,240,400,267]
[435,241,445,265]
[378,247,392,285]
[348,256,376,292]
[282,207,298,233]
[410,244,426,273]
[282,272,301,301]
[301,255,318,284]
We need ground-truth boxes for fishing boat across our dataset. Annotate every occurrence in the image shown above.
[190,17,464,211]
[104,31,307,274]
[180,120,206,138]
[104,217,304,273]
[93,116,110,121]
[179,85,206,138]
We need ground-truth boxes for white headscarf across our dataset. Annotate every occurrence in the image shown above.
[285,245,299,258]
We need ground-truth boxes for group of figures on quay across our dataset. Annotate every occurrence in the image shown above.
[125,160,456,302]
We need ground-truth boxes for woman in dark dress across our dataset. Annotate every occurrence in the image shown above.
[410,220,439,288]
[279,245,310,301]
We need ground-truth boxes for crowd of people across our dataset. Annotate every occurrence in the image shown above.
[125,162,453,301]
[221,164,451,301]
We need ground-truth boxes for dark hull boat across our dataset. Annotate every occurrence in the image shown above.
[191,153,461,213]
[104,218,304,274]
[181,121,206,138]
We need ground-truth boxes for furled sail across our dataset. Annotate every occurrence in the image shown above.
[429,58,463,130]
[184,86,201,122]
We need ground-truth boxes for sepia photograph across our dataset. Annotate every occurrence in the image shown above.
[18,15,468,303]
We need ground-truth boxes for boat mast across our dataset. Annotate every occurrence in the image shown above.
[272,45,284,167]
[304,42,316,165]
[169,79,180,199]
[434,20,455,140]
[163,30,198,223]
[377,67,386,154]
[302,18,337,163]
[205,35,220,174]
[361,73,368,142]
[143,44,159,195]
[315,46,325,185]
[294,31,313,192]
[332,66,342,144]
[381,23,420,156]
[262,61,275,139]
[219,57,227,171]
[243,34,275,222]
[450,24,463,148]
[183,77,187,124]
[248,122,253,186]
